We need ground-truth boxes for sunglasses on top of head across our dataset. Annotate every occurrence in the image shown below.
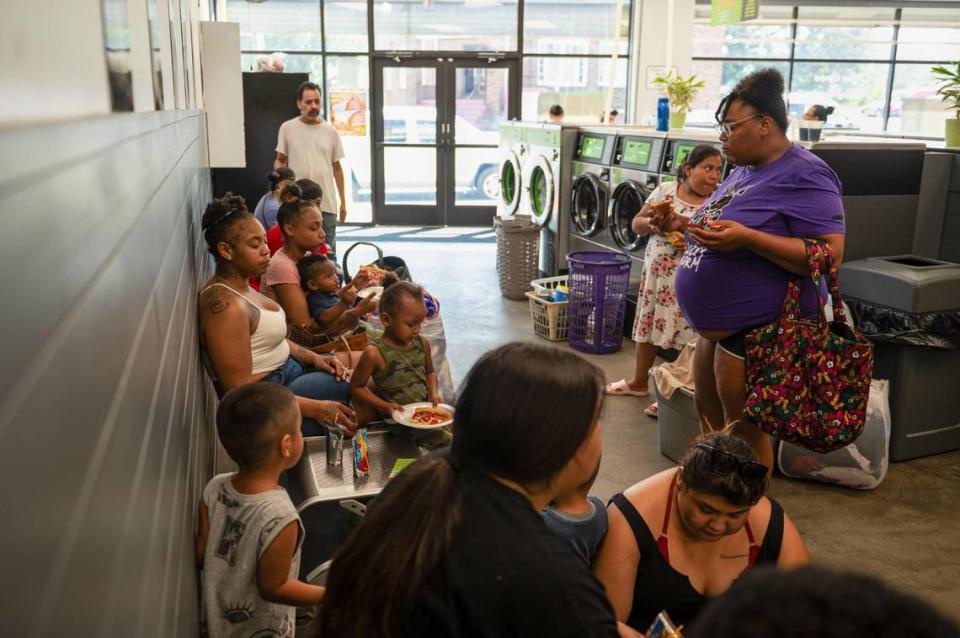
[695,443,768,485]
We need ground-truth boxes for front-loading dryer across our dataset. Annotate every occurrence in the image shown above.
[497,122,526,217]
[524,123,579,276]
[609,133,666,277]
[568,127,617,258]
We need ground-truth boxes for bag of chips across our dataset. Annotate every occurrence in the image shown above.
[353,428,370,478]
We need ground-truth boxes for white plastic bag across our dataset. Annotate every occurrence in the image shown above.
[778,379,891,490]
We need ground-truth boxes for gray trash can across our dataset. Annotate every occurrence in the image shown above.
[653,384,702,463]
[840,255,960,461]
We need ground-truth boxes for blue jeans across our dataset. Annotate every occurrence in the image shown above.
[263,356,350,436]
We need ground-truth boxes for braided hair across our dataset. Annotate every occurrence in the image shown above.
[201,193,253,259]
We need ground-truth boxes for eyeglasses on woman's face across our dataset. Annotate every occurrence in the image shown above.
[694,443,768,485]
[714,112,763,137]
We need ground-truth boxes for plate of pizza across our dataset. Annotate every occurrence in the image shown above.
[392,403,455,429]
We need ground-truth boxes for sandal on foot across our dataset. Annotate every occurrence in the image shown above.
[604,379,649,397]
[644,402,659,418]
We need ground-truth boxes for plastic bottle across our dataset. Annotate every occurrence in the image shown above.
[656,97,670,132]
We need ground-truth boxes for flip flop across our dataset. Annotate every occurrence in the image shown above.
[604,379,650,397]
[645,402,659,418]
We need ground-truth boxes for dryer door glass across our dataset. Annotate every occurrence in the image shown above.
[571,173,604,237]
[610,181,648,252]
[529,159,554,225]
[500,153,522,215]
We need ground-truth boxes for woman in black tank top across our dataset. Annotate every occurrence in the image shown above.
[594,433,810,632]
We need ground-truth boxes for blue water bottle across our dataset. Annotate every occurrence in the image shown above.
[656,97,669,132]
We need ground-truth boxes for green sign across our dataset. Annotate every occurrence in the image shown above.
[580,136,606,160]
[623,140,652,166]
[711,0,759,26]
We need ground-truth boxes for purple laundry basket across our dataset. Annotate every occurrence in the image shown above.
[567,251,632,354]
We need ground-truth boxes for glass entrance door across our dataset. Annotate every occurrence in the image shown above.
[373,57,517,226]
[449,60,513,225]
[372,59,443,225]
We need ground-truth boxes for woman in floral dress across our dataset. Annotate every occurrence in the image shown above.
[605,145,723,416]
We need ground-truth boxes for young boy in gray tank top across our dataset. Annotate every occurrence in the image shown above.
[196,384,325,638]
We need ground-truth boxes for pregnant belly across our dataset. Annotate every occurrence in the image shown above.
[696,329,737,341]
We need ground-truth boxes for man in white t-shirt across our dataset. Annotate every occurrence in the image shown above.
[274,81,347,256]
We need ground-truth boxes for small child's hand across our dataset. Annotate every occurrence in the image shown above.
[351,272,371,290]
[355,294,378,316]
[338,285,358,305]
[427,390,442,407]
[385,402,404,415]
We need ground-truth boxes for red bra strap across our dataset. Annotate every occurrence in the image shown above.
[657,471,679,562]
[745,521,760,565]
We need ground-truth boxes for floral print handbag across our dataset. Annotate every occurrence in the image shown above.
[743,240,874,453]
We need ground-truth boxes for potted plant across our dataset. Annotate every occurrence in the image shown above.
[653,71,706,130]
[932,62,960,146]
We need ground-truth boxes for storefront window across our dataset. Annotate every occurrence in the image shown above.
[897,8,960,62]
[522,57,626,124]
[790,62,889,132]
[524,0,629,56]
[687,60,790,128]
[372,0,518,52]
[226,0,322,51]
[691,4,792,59]
[324,0,368,52]
[795,7,895,61]
[327,56,372,223]
[691,5,960,137]
[889,63,951,138]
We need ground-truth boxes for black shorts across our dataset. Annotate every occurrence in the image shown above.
[716,328,753,360]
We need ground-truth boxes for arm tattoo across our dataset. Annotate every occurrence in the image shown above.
[720,553,749,560]
[206,289,229,314]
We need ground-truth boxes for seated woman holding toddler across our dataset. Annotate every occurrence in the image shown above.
[198,194,356,435]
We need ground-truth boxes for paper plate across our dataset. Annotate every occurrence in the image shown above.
[358,286,383,302]
[391,403,455,429]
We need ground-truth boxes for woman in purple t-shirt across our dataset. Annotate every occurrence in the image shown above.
[657,69,845,470]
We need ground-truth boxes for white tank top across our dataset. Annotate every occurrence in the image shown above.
[203,283,291,375]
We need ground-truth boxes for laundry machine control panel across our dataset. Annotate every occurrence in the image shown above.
[660,137,724,181]
[573,131,617,166]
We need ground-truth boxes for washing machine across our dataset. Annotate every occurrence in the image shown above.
[659,129,724,184]
[608,132,666,338]
[609,132,666,281]
[523,123,579,276]
[568,127,618,258]
[497,122,526,217]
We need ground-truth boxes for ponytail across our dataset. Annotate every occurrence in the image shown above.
[268,167,295,190]
[321,455,462,637]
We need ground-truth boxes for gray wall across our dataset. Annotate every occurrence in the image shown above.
[915,152,960,263]
[0,111,215,636]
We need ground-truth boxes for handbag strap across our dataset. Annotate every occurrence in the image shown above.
[342,241,385,282]
[778,239,846,327]
[801,239,849,326]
